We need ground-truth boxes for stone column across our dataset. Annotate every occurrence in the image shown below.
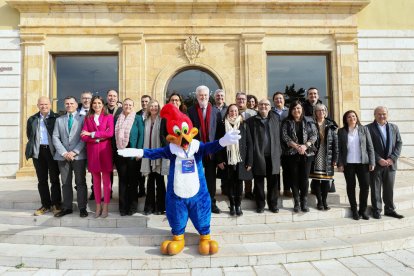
[333,32,360,124]
[16,33,46,178]
[118,33,145,105]
[240,33,266,98]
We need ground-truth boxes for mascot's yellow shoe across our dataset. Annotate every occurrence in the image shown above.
[160,234,185,255]
[198,234,219,255]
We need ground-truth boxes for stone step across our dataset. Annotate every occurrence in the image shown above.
[0,208,412,248]
[0,225,413,270]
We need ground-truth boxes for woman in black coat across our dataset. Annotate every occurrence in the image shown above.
[216,104,253,216]
[309,103,338,211]
[281,101,318,213]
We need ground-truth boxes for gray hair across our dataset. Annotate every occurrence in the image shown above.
[195,85,210,96]
[235,92,247,99]
[374,106,388,115]
[313,103,328,118]
[214,89,225,97]
[81,91,92,97]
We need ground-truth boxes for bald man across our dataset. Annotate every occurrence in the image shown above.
[26,97,62,216]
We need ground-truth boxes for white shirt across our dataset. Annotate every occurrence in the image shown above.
[378,123,387,144]
[347,126,362,164]
[39,113,50,145]
[79,106,89,116]
[94,114,100,126]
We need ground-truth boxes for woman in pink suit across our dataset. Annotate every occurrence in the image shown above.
[81,96,114,218]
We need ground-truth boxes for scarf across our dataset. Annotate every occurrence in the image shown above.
[141,115,162,176]
[115,112,135,149]
[225,115,243,165]
[196,103,211,143]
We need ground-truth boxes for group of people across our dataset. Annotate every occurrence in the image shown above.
[26,85,404,221]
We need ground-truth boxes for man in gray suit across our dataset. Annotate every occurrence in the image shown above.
[53,96,88,218]
[367,106,404,219]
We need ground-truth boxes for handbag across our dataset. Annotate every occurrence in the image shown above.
[329,179,336,193]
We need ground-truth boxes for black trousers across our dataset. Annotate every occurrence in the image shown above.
[115,155,141,213]
[144,172,166,212]
[203,159,217,204]
[32,146,61,208]
[344,163,370,212]
[285,154,312,201]
[254,156,279,210]
[226,166,243,199]
[370,165,396,213]
[136,159,146,194]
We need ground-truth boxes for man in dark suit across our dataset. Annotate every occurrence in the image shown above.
[26,96,62,216]
[188,85,221,213]
[77,91,92,116]
[367,106,404,219]
[52,96,88,218]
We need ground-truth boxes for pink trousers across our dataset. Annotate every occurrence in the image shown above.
[92,172,111,204]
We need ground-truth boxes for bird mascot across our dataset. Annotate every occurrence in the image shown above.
[118,103,240,255]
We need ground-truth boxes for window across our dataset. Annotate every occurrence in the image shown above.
[53,55,118,112]
[267,54,330,109]
[166,67,221,107]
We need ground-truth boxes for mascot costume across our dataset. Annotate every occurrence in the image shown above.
[118,103,240,255]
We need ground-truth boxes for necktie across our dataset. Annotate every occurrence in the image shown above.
[68,113,73,133]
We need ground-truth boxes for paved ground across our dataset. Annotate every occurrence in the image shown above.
[1,249,414,275]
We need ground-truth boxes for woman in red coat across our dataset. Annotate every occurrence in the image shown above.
[81,96,114,218]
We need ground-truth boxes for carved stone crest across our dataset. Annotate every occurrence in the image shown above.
[181,36,204,64]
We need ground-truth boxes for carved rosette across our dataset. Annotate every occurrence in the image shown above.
[181,36,204,64]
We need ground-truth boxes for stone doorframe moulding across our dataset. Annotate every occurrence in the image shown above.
[152,62,227,105]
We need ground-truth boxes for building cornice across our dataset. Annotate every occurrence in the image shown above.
[7,0,370,14]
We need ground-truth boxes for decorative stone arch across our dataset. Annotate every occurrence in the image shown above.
[152,62,228,104]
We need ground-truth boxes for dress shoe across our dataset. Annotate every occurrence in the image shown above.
[211,204,221,214]
[352,210,360,220]
[79,208,88,218]
[229,205,236,216]
[323,205,331,211]
[54,209,73,217]
[144,209,153,216]
[359,212,370,220]
[270,207,279,213]
[384,211,404,219]
[34,206,50,216]
[127,209,137,216]
[293,205,300,213]
[373,212,382,219]
[256,207,264,213]
[317,203,324,211]
[120,211,127,216]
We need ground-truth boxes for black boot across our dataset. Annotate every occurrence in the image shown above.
[235,196,243,216]
[314,181,323,210]
[293,197,300,213]
[301,197,309,212]
[321,183,330,210]
[229,196,236,216]
[352,208,360,220]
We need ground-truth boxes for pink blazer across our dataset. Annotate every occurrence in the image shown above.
[81,113,114,173]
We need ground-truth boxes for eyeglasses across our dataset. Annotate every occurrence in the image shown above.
[236,98,246,101]
[258,103,270,106]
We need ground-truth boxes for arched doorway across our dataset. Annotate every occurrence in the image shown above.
[166,67,222,108]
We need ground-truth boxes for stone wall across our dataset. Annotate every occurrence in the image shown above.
[0,30,20,177]
[358,30,414,167]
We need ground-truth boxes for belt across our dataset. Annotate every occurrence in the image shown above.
[39,145,49,149]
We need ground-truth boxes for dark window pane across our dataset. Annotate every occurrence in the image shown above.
[267,55,329,108]
[166,68,221,107]
[55,55,118,111]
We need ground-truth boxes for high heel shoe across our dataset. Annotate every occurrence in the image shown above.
[94,204,102,218]
[101,203,109,218]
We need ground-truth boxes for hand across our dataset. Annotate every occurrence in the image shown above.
[219,129,241,147]
[386,158,394,166]
[337,165,344,172]
[246,166,252,171]
[369,165,375,171]
[218,162,225,170]
[297,145,307,155]
[117,148,143,158]
[379,159,389,167]
[81,130,91,137]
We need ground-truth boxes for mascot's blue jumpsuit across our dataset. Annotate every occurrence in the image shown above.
[143,139,222,235]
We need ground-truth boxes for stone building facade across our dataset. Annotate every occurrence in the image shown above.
[0,0,413,177]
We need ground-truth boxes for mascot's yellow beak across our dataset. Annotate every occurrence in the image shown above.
[166,128,198,150]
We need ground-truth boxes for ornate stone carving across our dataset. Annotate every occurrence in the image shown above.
[181,36,204,64]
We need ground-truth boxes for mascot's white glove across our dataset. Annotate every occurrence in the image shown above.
[117,148,144,158]
[219,129,241,147]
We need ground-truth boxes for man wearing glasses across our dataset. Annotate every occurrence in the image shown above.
[236,92,257,120]
[77,91,92,116]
